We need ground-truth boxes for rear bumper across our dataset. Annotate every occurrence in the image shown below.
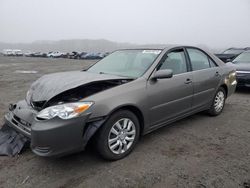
[4,100,92,157]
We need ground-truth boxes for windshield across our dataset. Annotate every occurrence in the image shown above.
[87,49,162,78]
[233,52,250,63]
[223,49,244,54]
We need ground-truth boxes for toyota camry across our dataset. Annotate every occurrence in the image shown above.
[4,46,237,160]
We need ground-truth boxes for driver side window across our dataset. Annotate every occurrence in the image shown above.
[158,49,188,75]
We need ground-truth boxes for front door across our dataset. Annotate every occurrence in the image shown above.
[147,48,193,127]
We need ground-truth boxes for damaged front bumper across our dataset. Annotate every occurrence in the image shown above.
[4,100,103,157]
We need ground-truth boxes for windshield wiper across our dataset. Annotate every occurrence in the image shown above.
[98,71,136,79]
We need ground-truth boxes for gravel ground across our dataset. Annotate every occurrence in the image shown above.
[0,56,249,188]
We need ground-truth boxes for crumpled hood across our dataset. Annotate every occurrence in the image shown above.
[234,62,250,71]
[29,71,125,102]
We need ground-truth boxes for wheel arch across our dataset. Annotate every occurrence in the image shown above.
[107,105,145,136]
[220,84,228,98]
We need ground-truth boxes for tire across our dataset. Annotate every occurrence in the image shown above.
[208,87,226,116]
[96,110,140,160]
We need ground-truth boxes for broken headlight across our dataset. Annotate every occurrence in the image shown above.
[36,102,93,120]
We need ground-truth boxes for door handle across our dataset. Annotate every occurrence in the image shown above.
[184,78,192,84]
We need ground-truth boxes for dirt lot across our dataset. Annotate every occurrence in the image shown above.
[0,56,250,188]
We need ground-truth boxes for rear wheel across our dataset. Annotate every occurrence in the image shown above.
[208,87,226,116]
[96,110,140,160]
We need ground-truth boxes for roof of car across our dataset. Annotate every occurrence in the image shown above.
[119,45,208,51]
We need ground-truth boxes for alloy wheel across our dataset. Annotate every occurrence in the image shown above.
[214,91,225,113]
[108,118,136,155]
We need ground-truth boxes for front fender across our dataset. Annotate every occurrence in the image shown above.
[84,78,150,130]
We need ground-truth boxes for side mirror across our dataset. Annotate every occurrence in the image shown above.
[151,69,173,80]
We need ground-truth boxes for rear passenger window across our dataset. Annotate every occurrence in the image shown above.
[187,48,211,71]
[158,49,187,75]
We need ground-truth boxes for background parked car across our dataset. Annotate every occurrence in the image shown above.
[215,48,245,63]
[13,49,23,56]
[3,49,14,56]
[32,52,47,58]
[82,52,104,59]
[79,52,88,59]
[68,51,80,59]
[24,51,34,57]
[232,50,250,87]
[3,49,23,56]
[47,51,64,58]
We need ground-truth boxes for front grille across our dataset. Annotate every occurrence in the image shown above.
[31,100,46,110]
[12,115,31,134]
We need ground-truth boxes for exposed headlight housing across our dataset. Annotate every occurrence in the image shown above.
[36,102,93,120]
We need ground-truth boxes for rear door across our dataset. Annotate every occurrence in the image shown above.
[186,48,221,109]
[147,48,193,127]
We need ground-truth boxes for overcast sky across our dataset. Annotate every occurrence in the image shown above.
[0,0,250,48]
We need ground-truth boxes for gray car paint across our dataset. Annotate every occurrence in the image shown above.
[147,71,194,126]
[4,45,237,157]
[29,71,127,102]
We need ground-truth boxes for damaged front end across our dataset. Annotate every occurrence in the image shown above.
[31,79,131,110]
[0,123,28,156]
[2,71,133,157]
[3,100,102,157]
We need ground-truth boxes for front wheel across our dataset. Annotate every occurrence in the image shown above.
[208,87,226,116]
[96,110,140,160]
